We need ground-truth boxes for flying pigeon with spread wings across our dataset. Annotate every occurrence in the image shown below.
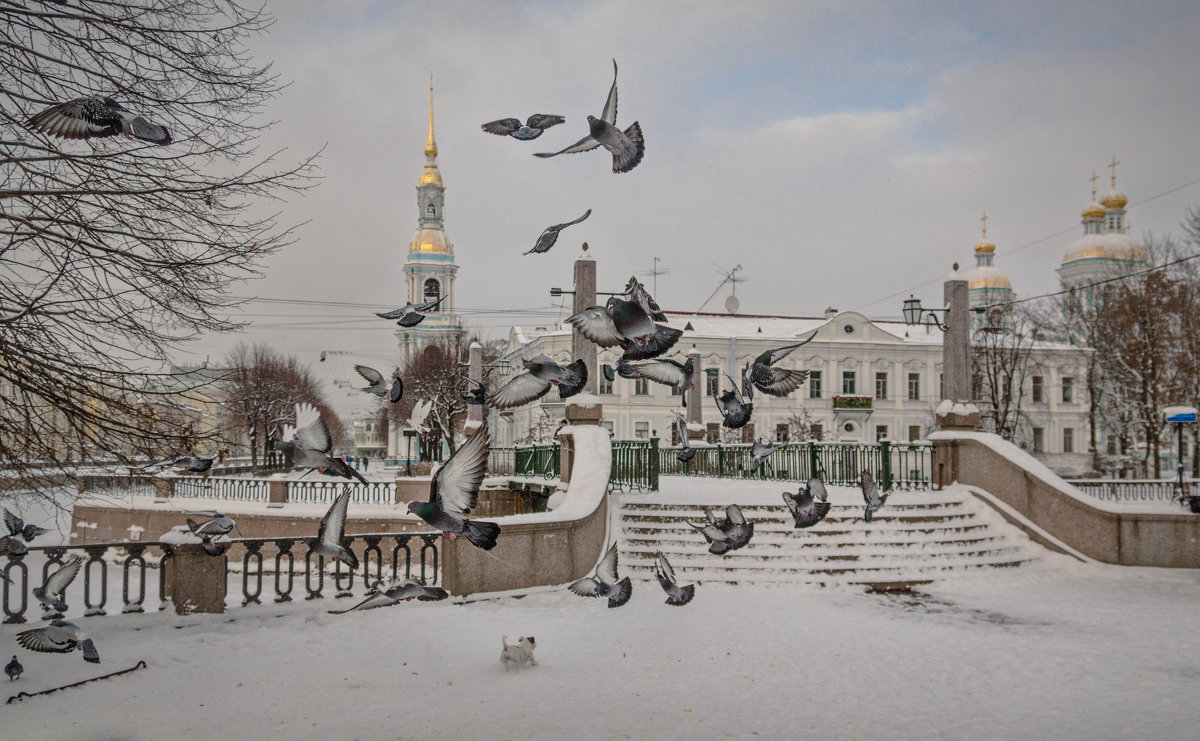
[534,60,644,173]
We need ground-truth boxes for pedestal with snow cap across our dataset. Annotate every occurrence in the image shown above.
[686,346,704,439]
[153,475,175,500]
[160,530,226,615]
[935,399,981,431]
[465,341,483,438]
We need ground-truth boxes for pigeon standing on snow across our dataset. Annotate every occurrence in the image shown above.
[745,333,816,397]
[568,541,632,608]
[481,114,566,140]
[375,297,446,328]
[17,620,99,664]
[34,555,82,613]
[313,487,358,569]
[715,372,753,429]
[407,425,500,550]
[654,552,695,607]
[861,471,889,522]
[617,357,695,407]
[354,365,403,404]
[488,356,588,410]
[783,477,832,529]
[568,282,682,361]
[535,60,644,173]
[330,577,449,614]
[675,419,696,463]
[275,402,367,483]
[525,209,592,255]
[28,96,172,145]
[749,440,778,474]
[4,655,21,681]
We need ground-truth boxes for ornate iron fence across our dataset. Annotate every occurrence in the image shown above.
[514,443,559,479]
[611,438,659,491]
[78,474,157,497]
[0,532,439,624]
[488,447,515,476]
[657,440,932,490]
[1066,478,1200,503]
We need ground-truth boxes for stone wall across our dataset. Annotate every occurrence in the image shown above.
[932,432,1200,567]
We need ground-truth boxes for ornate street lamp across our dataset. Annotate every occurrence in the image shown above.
[901,295,950,332]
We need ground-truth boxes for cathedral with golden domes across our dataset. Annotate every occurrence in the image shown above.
[396,80,464,368]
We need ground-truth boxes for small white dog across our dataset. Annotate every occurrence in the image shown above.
[500,635,537,671]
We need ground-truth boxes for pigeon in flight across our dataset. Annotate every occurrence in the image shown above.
[715,372,753,429]
[186,511,240,555]
[407,425,500,550]
[624,276,667,322]
[275,403,368,483]
[749,440,778,474]
[461,378,487,406]
[602,363,616,383]
[2,508,49,555]
[783,477,831,529]
[405,398,434,434]
[525,209,592,255]
[489,356,588,410]
[675,419,696,463]
[688,508,734,555]
[355,365,403,404]
[568,281,682,361]
[144,453,215,474]
[16,620,99,664]
[654,553,695,607]
[330,577,449,614]
[617,357,695,406]
[34,555,83,613]
[313,487,358,569]
[720,504,754,550]
[4,655,21,681]
[568,541,632,608]
[375,297,446,327]
[482,114,566,140]
[861,470,889,522]
[28,96,172,145]
[746,333,816,397]
[535,60,644,173]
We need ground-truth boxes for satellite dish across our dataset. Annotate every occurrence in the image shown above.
[725,294,740,313]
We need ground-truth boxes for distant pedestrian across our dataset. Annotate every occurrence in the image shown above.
[362,457,370,472]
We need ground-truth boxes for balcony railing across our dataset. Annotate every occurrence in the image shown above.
[832,395,873,410]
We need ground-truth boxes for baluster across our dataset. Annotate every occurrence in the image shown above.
[274,539,295,603]
[2,553,29,624]
[158,550,172,610]
[333,537,354,598]
[392,537,413,581]
[304,540,324,600]
[361,536,383,589]
[122,544,147,613]
[83,545,109,616]
[241,540,264,606]
[419,535,439,585]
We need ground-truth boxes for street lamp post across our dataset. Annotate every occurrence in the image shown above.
[902,267,977,430]
[403,429,417,477]
[1165,406,1198,511]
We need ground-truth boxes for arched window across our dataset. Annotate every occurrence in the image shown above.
[426,203,436,218]
[423,278,441,306]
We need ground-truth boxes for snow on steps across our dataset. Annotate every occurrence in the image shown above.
[615,488,1041,591]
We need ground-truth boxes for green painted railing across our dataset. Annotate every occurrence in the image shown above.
[611,438,659,491]
[657,440,932,490]
[513,443,560,480]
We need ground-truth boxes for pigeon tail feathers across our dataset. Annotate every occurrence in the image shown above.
[556,360,589,399]
[607,576,633,608]
[464,519,501,550]
[666,583,695,606]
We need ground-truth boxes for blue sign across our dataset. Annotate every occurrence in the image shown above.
[1165,406,1198,423]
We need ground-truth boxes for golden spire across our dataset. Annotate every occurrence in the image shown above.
[424,73,438,159]
[1100,154,1128,209]
[975,210,995,253]
[1108,154,1119,189]
[1089,169,1099,201]
[980,211,988,241]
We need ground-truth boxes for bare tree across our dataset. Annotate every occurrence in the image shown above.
[971,304,1046,445]
[389,340,469,456]
[0,3,316,488]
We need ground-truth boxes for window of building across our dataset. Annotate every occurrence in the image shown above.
[939,373,944,399]
[842,371,856,395]
[908,373,920,401]
[598,369,613,395]
[705,367,719,396]
[875,372,888,399]
[972,374,982,400]
[1002,375,1012,403]
[1032,376,1044,403]
[1032,427,1044,453]
[740,423,755,444]
[426,202,436,217]
[775,423,789,443]
[1063,427,1074,453]
[907,425,921,442]
[706,422,720,444]
[811,424,824,441]
[634,378,649,396]
[875,425,888,441]
[809,371,822,399]
[634,421,649,439]
[422,278,440,305]
[670,424,681,445]
[1106,436,1117,455]
[1062,377,1074,403]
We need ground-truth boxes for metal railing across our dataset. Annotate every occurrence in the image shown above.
[1,532,439,624]
[79,474,157,497]
[611,438,659,491]
[174,477,270,502]
[488,447,515,476]
[657,440,933,490]
[1066,478,1200,503]
[514,443,560,479]
[286,480,396,505]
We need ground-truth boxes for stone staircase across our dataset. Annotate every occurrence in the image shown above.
[617,489,1039,590]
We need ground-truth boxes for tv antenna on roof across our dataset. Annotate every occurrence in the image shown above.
[696,264,745,314]
[635,256,671,296]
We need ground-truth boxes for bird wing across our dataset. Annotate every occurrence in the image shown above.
[43,556,83,596]
[414,296,446,313]
[354,365,384,385]
[782,491,801,518]
[481,117,521,135]
[601,59,619,125]
[552,208,592,231]
[809,478,828,501]
[725,504,747,527]
[292,403,331,452]
[408,398,433,428]
[375,307,407,320]
[27,97,118,140]
[185,510,222,518]
[595,541,620,584]
[533,132,600,158]
[3,508,21,535]
[568,576,602,597]
[566,307,623,347]
[489,372,551,410]
[389,378,403,403]
[16,626,75,654]
[316,488,351,551]
[429,425,489,514]
[861,472,879,505]
[526,114,566,130]
[655,553,676,585]
[722,373,744,403]
[751,441,771,458]
[752,366,809,397]
[761,333,818,365]
[621,358,685,388]
[624,276,667,322]
[125,115,171,145]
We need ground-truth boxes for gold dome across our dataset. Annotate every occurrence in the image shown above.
[419,164,443,186]
[1099,190,1127,209]
[409,226,451,254]
[974,239,996,254]
[1081,202,1106,219]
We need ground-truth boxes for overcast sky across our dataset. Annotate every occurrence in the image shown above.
[176,0,1200,419]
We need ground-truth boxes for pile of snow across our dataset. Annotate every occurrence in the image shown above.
[935,399,980,416]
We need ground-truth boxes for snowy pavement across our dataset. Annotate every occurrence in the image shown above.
[2,553,1199,740]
